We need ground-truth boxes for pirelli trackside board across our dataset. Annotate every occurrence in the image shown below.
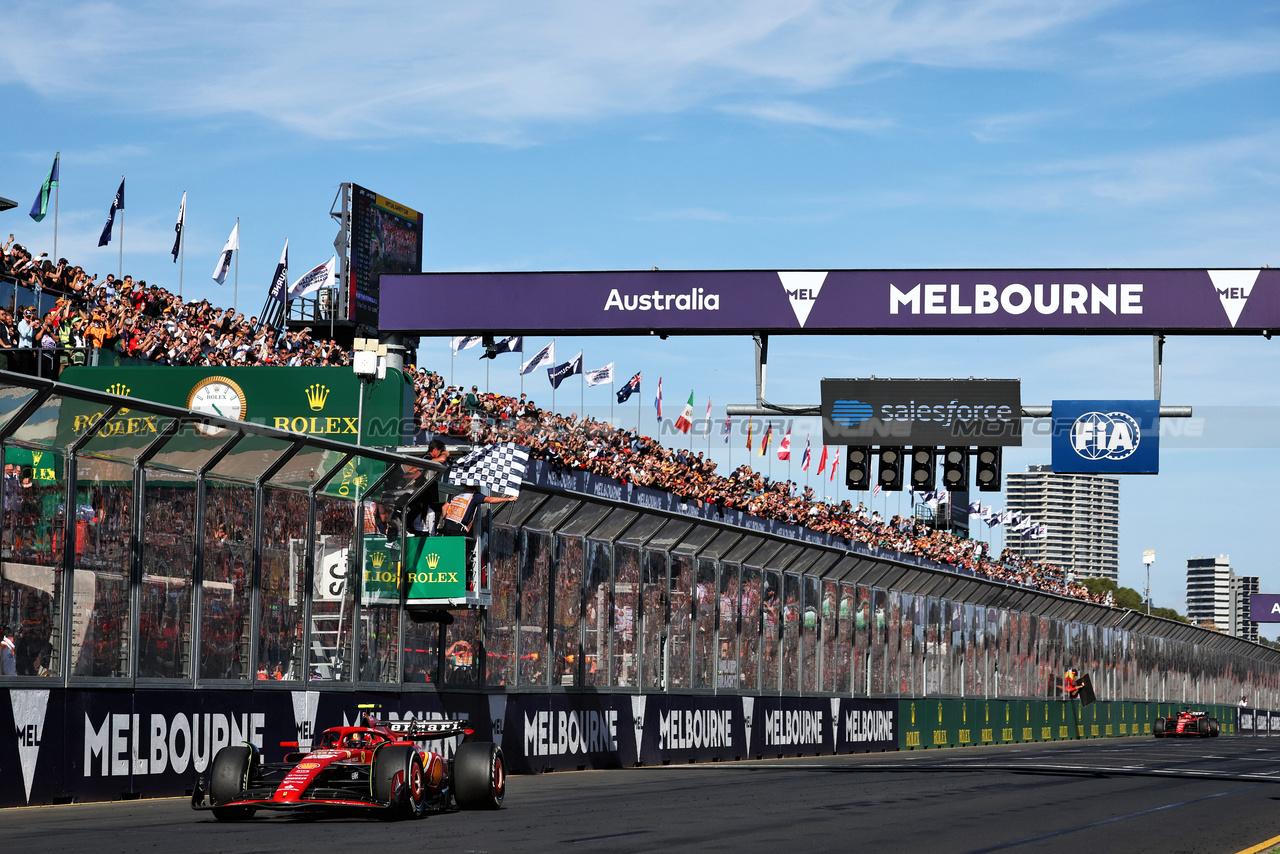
[379,268,1279,335]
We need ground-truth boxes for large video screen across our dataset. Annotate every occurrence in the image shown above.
[349,184,424,329]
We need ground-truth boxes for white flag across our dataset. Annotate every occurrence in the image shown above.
[520,341,555,375]
[171,191,186,263]
[211,222,239,284]
[288,256,336,299]
[451,336,482,354]
[585,361,614,387]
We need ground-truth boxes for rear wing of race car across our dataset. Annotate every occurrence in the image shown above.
[386,719,474,741]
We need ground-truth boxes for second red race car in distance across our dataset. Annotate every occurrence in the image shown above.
[1153,708,1220,738]
[191,706,505,820]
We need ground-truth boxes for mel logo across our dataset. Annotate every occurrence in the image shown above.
[11,689,49,803]
[1208,270,1260,328]
[778,271,827,328]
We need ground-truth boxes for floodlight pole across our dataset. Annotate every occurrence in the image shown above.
[1143,549,1156,615]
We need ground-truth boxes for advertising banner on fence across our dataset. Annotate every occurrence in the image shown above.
[1051,400,1160,474]
[821,378,1022,446]
[380,268,1280,335]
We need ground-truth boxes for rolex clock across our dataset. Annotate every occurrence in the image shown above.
[187,376,247,436]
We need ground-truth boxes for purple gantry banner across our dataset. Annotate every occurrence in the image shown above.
[380,269,1279,334]
[1249,593,1280,622]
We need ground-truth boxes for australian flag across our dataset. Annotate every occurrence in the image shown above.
[97,178,125,247]
[616,371,641,404]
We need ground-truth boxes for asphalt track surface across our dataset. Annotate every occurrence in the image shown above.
[5,737,1280,854]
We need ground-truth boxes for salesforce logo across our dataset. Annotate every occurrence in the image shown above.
[1070,411,1141,460]
[830,400,875,427]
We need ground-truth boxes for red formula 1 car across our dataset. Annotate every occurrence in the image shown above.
[191,708,504,820]
[1153,708,1220,738]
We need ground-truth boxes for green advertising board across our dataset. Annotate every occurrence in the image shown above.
[362,534,401,603]
[404,536,468,601]
[59,365,414,448]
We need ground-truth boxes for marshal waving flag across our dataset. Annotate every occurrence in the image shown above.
[97,177,125,247]
[616,371,641,403]
[585,361,614,387]
[211,222,239,284]
[448,442,530,498]
[288,256,336,300]
[28,152,58,222]
[268,238,289,303]
[674,391,695,433]
[520,340,555,375]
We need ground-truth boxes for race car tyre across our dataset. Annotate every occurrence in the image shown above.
[454,742,505,810]
[374,745,425,820]
[1153,718,1165,738]
[209,745,257,820]
[1209,718,1221,737]
[1197,717,1211,736]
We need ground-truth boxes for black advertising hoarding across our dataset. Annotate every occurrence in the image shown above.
[348,184,424,330]
[821,378,1022,446]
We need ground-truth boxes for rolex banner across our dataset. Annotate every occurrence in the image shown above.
[405,536,467,601]
[362,535,401,603]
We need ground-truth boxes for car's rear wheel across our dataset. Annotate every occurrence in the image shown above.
[1153,717,1166,738]
[374,745,425,820]
[454,742,505,810]
[209,745,258,820]
[1209,717,1221,737]
[1197,716,1212,736]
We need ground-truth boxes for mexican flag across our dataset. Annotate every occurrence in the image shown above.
[674,391,694,433]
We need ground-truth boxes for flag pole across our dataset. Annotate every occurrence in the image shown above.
[233,216,239,313]
[52,153,59,263]
[610,378,614,426]
[118,175,124,281]
[179,191,185,302]
[580,352,584,421]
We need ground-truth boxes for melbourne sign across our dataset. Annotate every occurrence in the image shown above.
[379,269,1280,334]
[821,378,1021,446]
[1050,400,1159,474]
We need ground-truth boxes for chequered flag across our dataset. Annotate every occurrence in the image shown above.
[447,442,530,497]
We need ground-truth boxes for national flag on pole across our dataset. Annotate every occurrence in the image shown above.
[704,397,713,435]
[447,442,530,498]
[674,392,695,433]
[452,336,483,355]
[800,436,812,471]
[746,420,753,451]
[873,483,882,497]
[759,425,772,457]
[722,412,731,444]
[268,238,289,303]
[777,429,791,461]
[29,153,58,222]
[212,222,239,284]
[482,336,523,359]
[585,361,614,386]
[829,447,839,482]
[288,256,335,299]
[520,341,555,374]
[616,371,641,403]
[171,191,186,262]
[547,351,583,389]
[654,377,662,423]
[969,500,983,515]
[97,178,125,247]
[816,445,828,475]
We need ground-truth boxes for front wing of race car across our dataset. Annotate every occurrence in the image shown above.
[191,759,403,814]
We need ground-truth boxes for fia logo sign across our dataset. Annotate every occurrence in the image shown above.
[1070,411,1141,461]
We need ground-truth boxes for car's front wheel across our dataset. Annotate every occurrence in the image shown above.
[374,745,426,820]
[209,745,258,820]
[453,742,505,810]
[1153,717,1166,738]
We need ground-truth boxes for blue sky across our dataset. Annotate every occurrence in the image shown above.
[4,0,1280,627]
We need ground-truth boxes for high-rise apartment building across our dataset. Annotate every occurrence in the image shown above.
[1004,465,1120,580]
[1186,555,1258,641]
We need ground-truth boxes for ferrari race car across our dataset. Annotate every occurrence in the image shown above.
[191,707,504,820]
[1153,708,1220,738]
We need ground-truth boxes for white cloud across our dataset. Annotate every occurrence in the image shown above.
[721,100,892,132]
[0,0,1121,142]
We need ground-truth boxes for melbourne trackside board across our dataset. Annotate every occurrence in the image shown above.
[379,269,1280,335]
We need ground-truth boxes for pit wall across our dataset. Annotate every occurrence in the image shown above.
[898,699,1240,749]
[0,687,1255,808]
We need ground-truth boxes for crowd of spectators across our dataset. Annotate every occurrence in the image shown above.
[0,232,1100,606]
[408,368,1104,604]
[0,236,348,371]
